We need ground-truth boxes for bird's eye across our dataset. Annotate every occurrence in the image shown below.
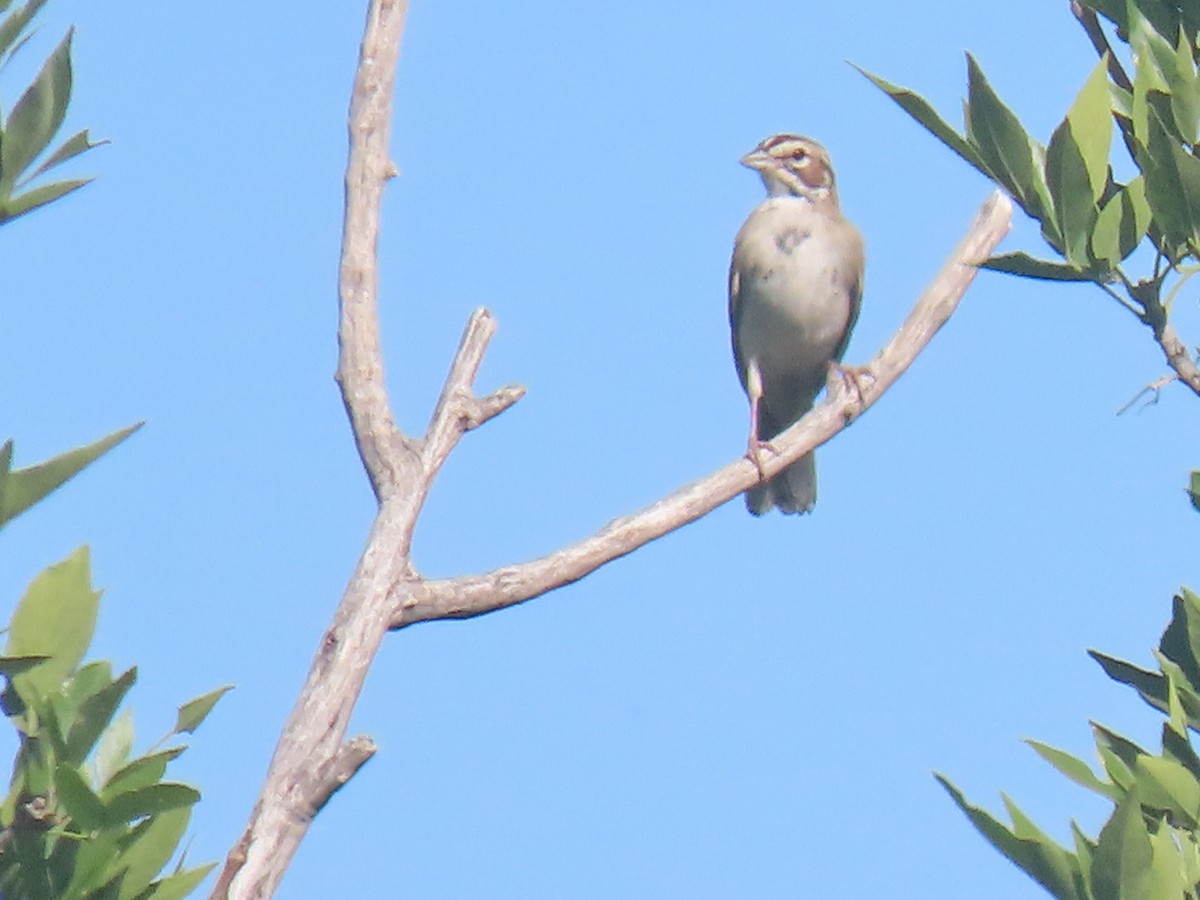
[791,149,807,160]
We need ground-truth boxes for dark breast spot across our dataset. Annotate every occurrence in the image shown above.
[775,228,811,254]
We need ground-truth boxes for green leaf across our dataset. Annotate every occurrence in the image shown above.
[110,807,191,900]
[1190,471,1200,512]
[0,0,50,63]
[1091,651,1165,703]
[1179,587,1200,672]
[1046,118,1100,266]
[1153,654,1195,735]
[1071,821,1096,883]
[1130,29,1166,144]
[1091,790,1153,900]
[980,252,1094,281]
[1134,95,1200,257]
[965,54,1055,230]
[1066,56,1115,203]
[1157,595,1200,700]
[142,863,216,900]
[1092,191,1127,268]
[1127,3,1200,144]
[0,439,11,514]
[64,667,136,766]
[100,748,183,801]
[64,660,114,713]
[1099,745,1138,791]
[5,547,101,703]
[173,685,231,735]
[54,661,117,745]
[0,423,142,528]
[1028,740,1119,800]
[94,710,135,790]
[1002,794,1062,846]
[55,763,105,831]
[103,783,199,828]
[1080,0,1129,34]
[0,654,50,676]
[1046,56,1114,268]
[1166,28,1200,145]
[0,175,91,223]
[63,826,123,898]
[1,30,72,192]
[1136,755,1200,828]
[1161,719,1200,783]
[936,774,1085,898]
[853,64,985,174]
[1145,0,1187,39]
[1092,177,1151,266]
[1093,724,1146,772]
[26,128,104,183]
[1143,821,1193,897]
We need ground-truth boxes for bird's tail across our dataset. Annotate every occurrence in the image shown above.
[745,450,817,516]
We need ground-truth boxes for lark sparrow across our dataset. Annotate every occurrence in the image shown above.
[729,134,864,515]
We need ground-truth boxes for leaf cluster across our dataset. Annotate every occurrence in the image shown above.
[0,435,231,900]
[939,584,1200,899]
[862,0,1200,336]
[863,3,1200,897]
[0,0,101,224]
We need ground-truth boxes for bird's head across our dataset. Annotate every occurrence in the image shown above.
[740,134,837,203]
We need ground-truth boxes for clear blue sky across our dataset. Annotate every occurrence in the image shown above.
[4,1,1198,897]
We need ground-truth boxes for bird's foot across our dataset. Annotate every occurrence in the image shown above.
[746,436,777,483]
[827,362,875,417]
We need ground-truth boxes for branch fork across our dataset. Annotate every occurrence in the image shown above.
[211,0,1014,891]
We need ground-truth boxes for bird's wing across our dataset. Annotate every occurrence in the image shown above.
[830,225,865,363]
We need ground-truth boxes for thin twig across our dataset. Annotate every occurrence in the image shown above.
[422,308,525,468]
[1098,280,1143,318]
[1117,373,1178,414]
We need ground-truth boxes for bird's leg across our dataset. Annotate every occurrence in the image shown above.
[745,361,773,482]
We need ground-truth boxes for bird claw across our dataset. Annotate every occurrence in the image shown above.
[746,437,777,483]
[827,361,875,412]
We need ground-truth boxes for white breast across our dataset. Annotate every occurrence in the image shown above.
[731,196,861,417]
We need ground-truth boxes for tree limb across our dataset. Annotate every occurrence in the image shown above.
[211,0,414,895]
[1155,323,1200,395]
[1131,278,1200,398]
[393,191,1015,627]
[212,0,1013,891]
[335,0,415,502]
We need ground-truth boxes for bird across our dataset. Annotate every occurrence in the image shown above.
[728,134,865,515]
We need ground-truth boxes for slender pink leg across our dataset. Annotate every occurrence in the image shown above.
[745,362,770,482]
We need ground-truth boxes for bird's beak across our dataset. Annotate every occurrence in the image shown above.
[740,148,770,171]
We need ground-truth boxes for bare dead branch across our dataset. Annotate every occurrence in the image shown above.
[212,0,414,895]
[335,0,416,502]
[423,308,525,469]
[466,385,526,428]
[393,191,1015,627]
[305,736,378,818]
[215,0,1013,889]
[1117,373,1179,415]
